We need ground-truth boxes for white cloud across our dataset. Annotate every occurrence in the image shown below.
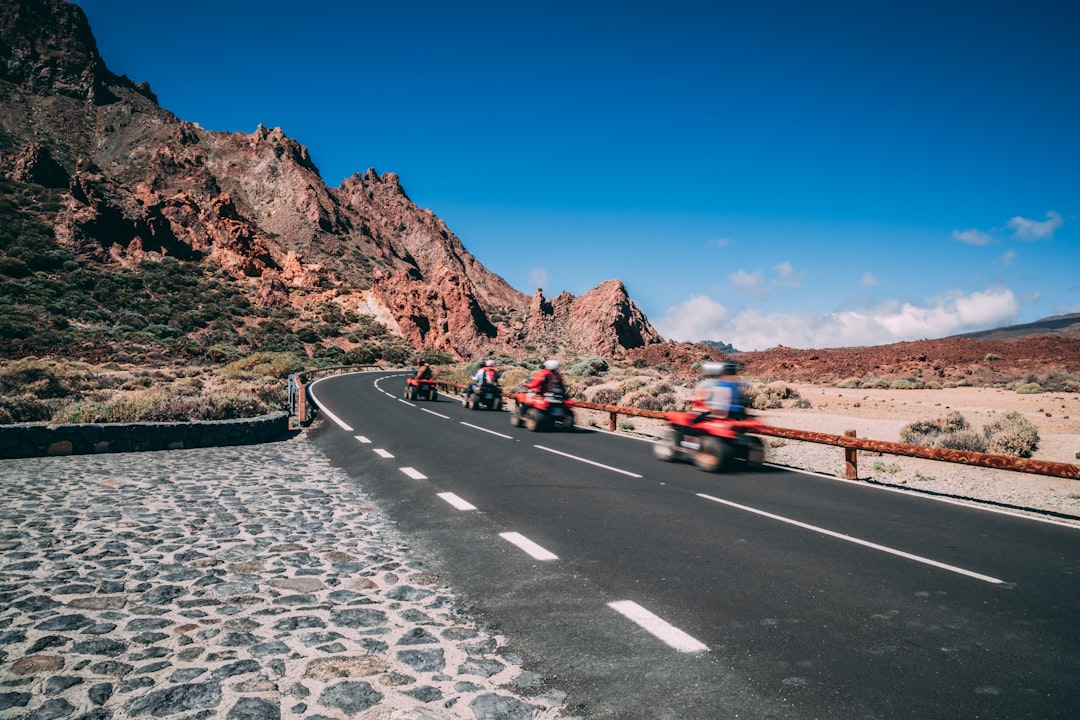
[654,295,732,343]
[527,267,549,290]
[998,250,1017,266]
[709,237,733,248]
[860,272,879,286]
[656,288,1019,350]
[1008,210,1063,240]
[772,261,804,287]
[953,228,993,245]
[729,269,765,296]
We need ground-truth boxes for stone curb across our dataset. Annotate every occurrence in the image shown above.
[0,411,290,459]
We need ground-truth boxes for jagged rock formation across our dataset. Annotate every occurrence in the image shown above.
[0,0,663,361]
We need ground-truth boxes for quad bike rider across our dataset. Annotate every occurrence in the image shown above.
[653,360,765,472]
[404,359,438,401]
[511,359,575,431]
[463,359,503,410]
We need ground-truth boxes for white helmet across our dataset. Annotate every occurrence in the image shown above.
[543,359,560,371]
[485,359,495,367]
[702,361,738,377]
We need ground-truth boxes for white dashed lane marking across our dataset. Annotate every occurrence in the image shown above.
[534,445,642,478]
[354,435,370,444]
[400,467,427,480]
[459,422,512,439]
[373,449,393,459]
[438,492,477,511]
[698,493,1006,585]
[422,408,450,419]
[499,532,558,561]
[608,600,709,653]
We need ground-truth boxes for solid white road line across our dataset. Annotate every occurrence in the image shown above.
[499,532,559,561]
[354,435,370,444]
[398,399,416,407]
[534,445,642,478]
[697,493,1006,585]
[460,422,512,439]
[306,385,352,431]
[400,467,427,480]
[608,600,709,653]
[373,449,393,459]
[437,492,477,511]
[422,408,450,419]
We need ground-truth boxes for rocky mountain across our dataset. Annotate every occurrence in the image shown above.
[0,0,661,362]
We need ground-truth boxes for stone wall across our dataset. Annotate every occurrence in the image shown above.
[0,411,290,459]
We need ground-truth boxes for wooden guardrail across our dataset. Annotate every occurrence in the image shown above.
[292,368,1080,481]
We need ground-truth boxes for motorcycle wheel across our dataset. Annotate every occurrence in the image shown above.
[653,429,679,461]
[525,409,541,432]
[562,413,575,432]
[493,397,502,411]
[408,386,417,401]
[694,437,730,473]
[510,409,522,427]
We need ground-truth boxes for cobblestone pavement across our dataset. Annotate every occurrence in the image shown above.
[0,433,578,719]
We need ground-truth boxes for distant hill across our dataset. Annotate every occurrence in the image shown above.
[955,313,1080,341]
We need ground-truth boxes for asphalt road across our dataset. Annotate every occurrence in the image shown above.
[308,370,1080,720]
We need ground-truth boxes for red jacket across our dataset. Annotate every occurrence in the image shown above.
[526,369,563,395]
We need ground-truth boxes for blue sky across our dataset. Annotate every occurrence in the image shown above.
[75,0,1078,350]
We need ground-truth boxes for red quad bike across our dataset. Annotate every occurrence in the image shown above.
[510,391,575,431]
[404,377,439,401]
[462,382,503,411]
[653,409,766,472]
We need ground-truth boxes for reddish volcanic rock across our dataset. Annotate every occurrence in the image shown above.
[0,0,664,362]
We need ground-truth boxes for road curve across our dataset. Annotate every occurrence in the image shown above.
[309,370,1080,720]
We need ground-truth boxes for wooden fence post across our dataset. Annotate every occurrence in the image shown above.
[844,429,858,480]
[609,411,618,432]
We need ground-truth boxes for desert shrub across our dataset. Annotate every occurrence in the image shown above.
[861,378,890,389]
[792,398,813,409]
[900,411,966,445]
[747,381,795,410]
[0,394,52,423]
[1015,383,1043,394]
[891,379,925,389]
[589,386,623,406]
[223,352,307,378]
[620,390,654,408]
[631,395,665,411]
[836,377,861,389]
[52,393,269,424]
[985,353,1001,362]
[935,430,988,453]
[984,411,1039,457]
[569,355,609,377]
[0,358,81,399]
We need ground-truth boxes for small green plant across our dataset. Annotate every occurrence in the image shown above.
[984,353,1001,362]
[836,377,862,389]
[872,461,902,474]
[984,411,1039,457]
[914,471,936,482]
[1015,383,1043,394]
[619,420,636,431]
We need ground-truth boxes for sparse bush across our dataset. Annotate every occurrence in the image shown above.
[0,394,52,424]
[589,386,622,406]
[984,411,1039,457]
[861,378,890,389]
[935,430,988,453]
[569,355,609,377]
[0,358,80,399]
[890,379,925,389]
[985,353,1001,362]
[900,411,970,446]
[792,398,813,409]
[1015,383,1043,394]
[836,377,861,389]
